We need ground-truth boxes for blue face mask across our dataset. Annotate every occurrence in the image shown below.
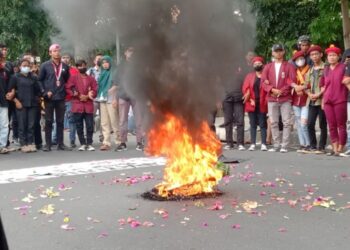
[20,66,31,74]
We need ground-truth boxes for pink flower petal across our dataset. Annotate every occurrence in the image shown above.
[232,224,241,229]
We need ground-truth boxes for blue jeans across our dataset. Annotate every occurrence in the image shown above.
[293,105,310,146]
[64,101,76,143]
[0,107,9,148]
[248,103,267,144]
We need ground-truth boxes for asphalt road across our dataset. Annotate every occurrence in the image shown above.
[0,137,350,250]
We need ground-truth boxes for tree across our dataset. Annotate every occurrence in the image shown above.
[0,0,55,61]
[341,0,350,49]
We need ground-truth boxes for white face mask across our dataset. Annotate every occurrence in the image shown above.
[20,66,31,74]
[296,58,306,67]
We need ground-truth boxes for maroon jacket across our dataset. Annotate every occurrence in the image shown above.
[65,74,98,114]
[242,72,268,113]
[261,61,296,103]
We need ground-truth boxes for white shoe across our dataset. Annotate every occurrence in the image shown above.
[280,148,288,153]
[86,145,95,151]
[248,145,255,151]
[261,144,267,151]
[238,145,246,151]
[268,148,277,152]
[78,145,87,151]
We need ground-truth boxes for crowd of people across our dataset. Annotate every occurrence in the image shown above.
[1,35,350,157]
[223,35,350,157]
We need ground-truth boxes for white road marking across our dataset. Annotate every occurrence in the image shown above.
[0,157,166,184]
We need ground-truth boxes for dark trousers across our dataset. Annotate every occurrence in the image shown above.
[17,107,36,146]
[0,215,8,250]
[6,102,18,146]
[223,100,244,145]
[248,104,267,144]
[34,106,42,146]
[44,100,65,146]
[74,112,94,145]
[208,110,217,133]
[307,104,327,150]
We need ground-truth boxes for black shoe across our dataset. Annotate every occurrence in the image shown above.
[57,144,73,151]
[70,141,77,148]
[43,145,51,152]
[36,144,43,150]
[136,143,144,151]
[115,143,127,152]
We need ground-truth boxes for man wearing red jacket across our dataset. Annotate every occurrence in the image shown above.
[242,56,268,151]
[65,60,97,151]
[262,44,296,153]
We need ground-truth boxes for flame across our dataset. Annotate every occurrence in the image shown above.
[146,114,223,197]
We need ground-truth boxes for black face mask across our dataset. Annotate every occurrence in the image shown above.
[79,68,87,74]
[254,65,264,72]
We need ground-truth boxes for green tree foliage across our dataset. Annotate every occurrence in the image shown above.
[0,0,55,61]
[249,0,347,59]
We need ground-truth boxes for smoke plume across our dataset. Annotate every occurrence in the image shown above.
[41,0,255,136]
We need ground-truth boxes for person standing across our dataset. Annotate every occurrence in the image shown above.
[0,43,17,146]
[39,44,71,151]
[66,60,97,151]
[115,47,144,151]
[96,55,120,151]
[262,44,296,153]
[291,50,311,152]
[7,59,41,153]
[242,56,268,151]
[340,49,350,156]
[321,45,348,156]
[0,51,10,154]
[62,53,78,148]
[305,45,327,154]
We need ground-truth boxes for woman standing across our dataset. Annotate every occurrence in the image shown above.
[7,59,41,153]
[321,45,348,156]
[291,50,311,153]
[96,56,120,151]
[242,56,268,151]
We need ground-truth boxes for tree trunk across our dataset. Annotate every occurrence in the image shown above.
[341,0,350,49]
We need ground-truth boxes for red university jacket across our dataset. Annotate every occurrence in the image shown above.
[242,72,268,113]
[261,61,296,103]
[65,74,98,114]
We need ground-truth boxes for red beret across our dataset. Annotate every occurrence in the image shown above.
[325,44,341,55]
[292,50,305,61]
[307,45,322,55]
[252,56,264,64]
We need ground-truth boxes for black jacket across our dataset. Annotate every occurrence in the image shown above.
[9,73,41,107]
[38,60,70,101]
[0,68,9,107]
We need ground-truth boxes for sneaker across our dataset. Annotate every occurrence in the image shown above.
[302,146,312,154]
[42,145,51,152]
[29,144,37,152]
[248,144,255,151]
[280,148,288,153]
[115,143,127,152]
[268,147,277,152]
[78,145,87,151]
[339,150,350,157]
[57,144,73,151]
[238,145,246,151]
[297,146,305,153]
[223,144,234,150]
[21,145,31,153]
[86,145,95,151]
[261,144,268,151]
[136,143,144,151]
[70,141,77,148]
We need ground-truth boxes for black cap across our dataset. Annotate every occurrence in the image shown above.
[272,44,285,52]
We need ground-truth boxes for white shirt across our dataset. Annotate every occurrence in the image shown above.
[274,62,282,87]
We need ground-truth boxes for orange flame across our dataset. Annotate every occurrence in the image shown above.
[146,114,223,197]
